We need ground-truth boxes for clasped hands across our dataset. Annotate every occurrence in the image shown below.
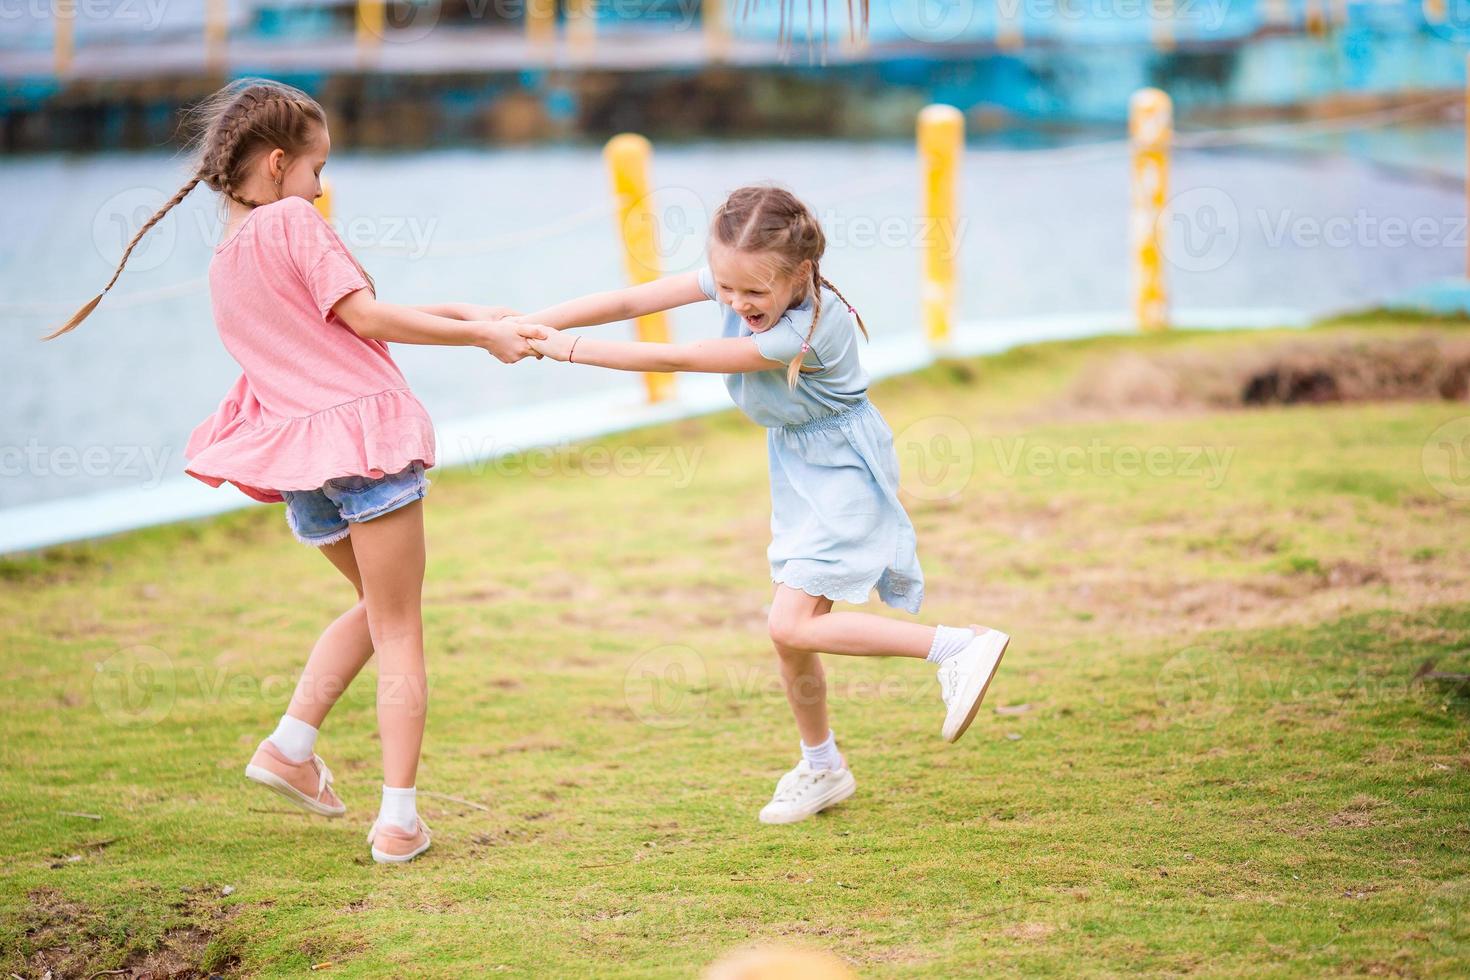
[466,307,574,364]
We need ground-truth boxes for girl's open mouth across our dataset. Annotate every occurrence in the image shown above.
[744,312,766,329]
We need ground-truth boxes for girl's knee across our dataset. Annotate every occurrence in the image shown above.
[768,612,811,653]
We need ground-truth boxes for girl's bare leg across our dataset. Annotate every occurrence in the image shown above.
[346,499,428,789]
[282,536,374,729]
[767,584,938,660]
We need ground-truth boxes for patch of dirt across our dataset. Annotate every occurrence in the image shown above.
[1065,333,1470,413]
[18,887,239,980]
[1002,921,1057,941]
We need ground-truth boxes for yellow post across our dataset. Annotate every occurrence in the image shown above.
[356,0,385,52]
[205,0,228,73]
[1129,88,1171,332]
[996,0,1022,51]
[567,0,596,54]
[1150,0,1174,51]
[604,134,676,404]
[315,179,334,222]
[1304,0,1325,35]
[704,0,730,59]
[918,104,963,349]
[527,0,556,48]
[54,0,75,76]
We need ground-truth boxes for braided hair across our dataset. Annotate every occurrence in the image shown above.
[46,78,327,340]
[710,185,868,388]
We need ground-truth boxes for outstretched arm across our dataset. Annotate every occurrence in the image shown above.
[529,329,782,375]
[519,272,707,331]
[334,289,541,363]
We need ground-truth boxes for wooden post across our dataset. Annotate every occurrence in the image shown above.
[1130,88,1171,331]
[605,134,676,404]
[205,0,228,74]
[527,0,557,48]
[55,0,75,77]
[918,104,964,349]
[704,0,730,59]
[357,0,385,53]
[567,0,596,56]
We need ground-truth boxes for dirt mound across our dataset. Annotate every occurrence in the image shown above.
[1067,333,1470,412]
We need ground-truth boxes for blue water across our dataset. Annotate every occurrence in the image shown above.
[1,133,1463,512]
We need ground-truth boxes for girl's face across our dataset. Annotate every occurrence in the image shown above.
[708,244,811,333]
[261,124,330,204]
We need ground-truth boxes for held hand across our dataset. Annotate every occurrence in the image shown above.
[527,328,576,362]
[477,321,545,363]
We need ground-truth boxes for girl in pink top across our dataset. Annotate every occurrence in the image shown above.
[48,79,539,864]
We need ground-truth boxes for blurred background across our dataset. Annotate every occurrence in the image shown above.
[1,0,1466,542]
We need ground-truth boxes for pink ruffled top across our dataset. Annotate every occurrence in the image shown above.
[185,196,436,504]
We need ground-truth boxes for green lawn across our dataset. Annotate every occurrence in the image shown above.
[2,318,1468,977]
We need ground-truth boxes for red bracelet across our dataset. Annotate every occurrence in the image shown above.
[569,337,580,363]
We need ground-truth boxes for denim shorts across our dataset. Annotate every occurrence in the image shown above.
[281,461,429,547]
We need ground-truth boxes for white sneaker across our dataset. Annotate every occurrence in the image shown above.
[937,628,1010,743]
[757,760,857,825]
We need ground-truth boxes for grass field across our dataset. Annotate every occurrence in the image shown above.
[2,318,1468,978]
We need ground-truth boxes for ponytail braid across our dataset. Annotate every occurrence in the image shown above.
[46,78,326,341]
[43,176,201,340]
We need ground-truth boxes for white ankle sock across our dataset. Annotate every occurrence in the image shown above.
[267,714,318,763]
[379,784,419,832]
[926,625,975,666]
[800,731,845,771]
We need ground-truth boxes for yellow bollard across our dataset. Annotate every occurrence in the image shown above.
[917,104,963,349]
[1304,0,1325,35]
[315,179,334,222]
[1150,0,1175,51]
[356,0,384,52]
[1129,88,1171,332]
[604,134,676,404]
[205,0,228,73]
[704,0,730,59]
[996,0,1022,51]
[54,0,75,76]
[526,0,556,48]
[567,0,596,55]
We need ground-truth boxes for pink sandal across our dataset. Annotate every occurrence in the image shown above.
[244,738,347,818]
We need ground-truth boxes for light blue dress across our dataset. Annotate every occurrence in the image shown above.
[698,266,924,613]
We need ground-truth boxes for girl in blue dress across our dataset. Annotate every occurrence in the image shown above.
[522,186,1010,824]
